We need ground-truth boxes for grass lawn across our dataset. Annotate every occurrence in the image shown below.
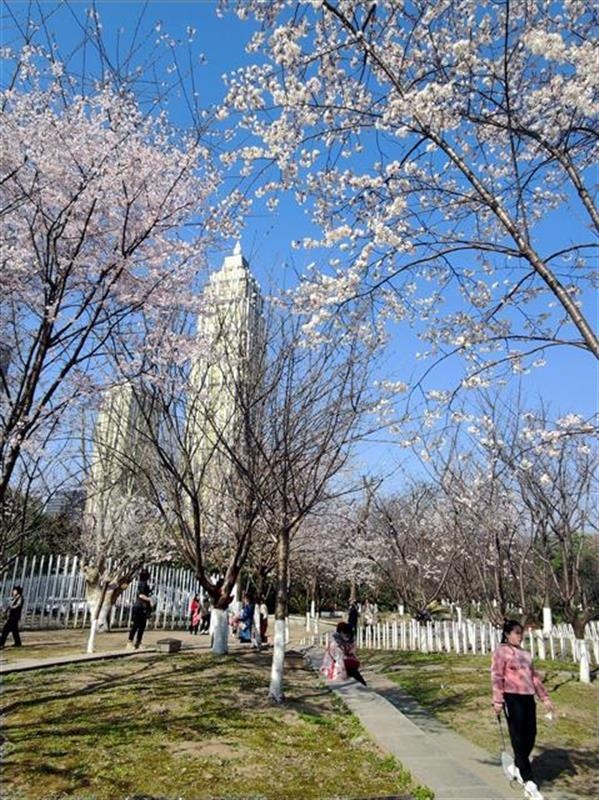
[1,648,429,800]
[365,650,598,800]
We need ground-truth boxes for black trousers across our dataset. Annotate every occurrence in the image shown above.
[0,617,22,647]
[128,609,147,646]
[199,614,210,632]
[504,693,537,783]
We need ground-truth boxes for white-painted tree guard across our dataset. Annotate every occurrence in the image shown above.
[269,618,286,703]
[211,609,229,655]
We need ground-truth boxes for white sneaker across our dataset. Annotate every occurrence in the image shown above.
[523,781,544,800]
[507,763,524,785]
[126,641,135,651]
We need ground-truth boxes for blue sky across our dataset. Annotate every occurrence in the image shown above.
[3,1,596,484]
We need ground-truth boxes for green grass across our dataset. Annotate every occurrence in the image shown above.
[365,650,598,799]
[1,650,423,800]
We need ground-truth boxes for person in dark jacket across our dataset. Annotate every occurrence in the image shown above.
[348,602,359,636]
[0,586,24,648]
[127,570,153,650]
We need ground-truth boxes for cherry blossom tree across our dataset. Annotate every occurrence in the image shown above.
[0,29,235,555]
[250,318,376,701]
[220,0,598,391]
[100,356,267,656]
[474,402,598,638]
[292,495,377,613]
[358,481,463,616]
[79,493,168,654]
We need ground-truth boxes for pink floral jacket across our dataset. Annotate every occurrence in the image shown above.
[491,643,549,705]
[321,635,358,680]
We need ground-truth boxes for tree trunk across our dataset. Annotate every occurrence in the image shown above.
[85,577,108,654]
[349,576,356,605]
[211,608,229,655]
[253,603,262,650]
[578,639,591,684]
[570,614,587,640]
[269,525,289,703]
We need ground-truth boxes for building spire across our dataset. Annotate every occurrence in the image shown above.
[233,240,242,256]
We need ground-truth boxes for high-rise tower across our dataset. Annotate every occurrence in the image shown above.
[86,382,156,524]
[187,243,264,500]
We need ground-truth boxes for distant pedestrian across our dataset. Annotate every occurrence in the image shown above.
[127,570,153,650]
[491,620,554,800]
[363,598,377,628]
[321,621,367,686]
[199,596,211,634]
[0,586,24,648]
[348,601,359,636]
[237,593,254,643]
[189,594,200,634]
[258,597,268,644]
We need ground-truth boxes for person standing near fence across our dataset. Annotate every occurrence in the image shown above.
[348,601,359,636]
[189,594,200,634]
[237,593,254,643]
[492,619,555,800]
[126,570,153,650]
[0,586,24,649]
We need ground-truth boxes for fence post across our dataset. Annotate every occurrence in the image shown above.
[537,632,546,661]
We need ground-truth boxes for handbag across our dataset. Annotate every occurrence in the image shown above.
[344,655,360,671]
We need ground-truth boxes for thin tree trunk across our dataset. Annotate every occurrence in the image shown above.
[349,576,356,605]
[85,580,108,654]
[269,526,289,703]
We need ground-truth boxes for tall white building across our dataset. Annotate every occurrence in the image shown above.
[86,382,156,523]
[187,243,265,496]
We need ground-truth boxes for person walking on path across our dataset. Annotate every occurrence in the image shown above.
[491,619,555,800]
[127,570,153,650]
[0,586,24,648]
[321,621,367,686]
[199,596,211,633]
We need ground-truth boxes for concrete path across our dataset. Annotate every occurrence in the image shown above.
[0,645,161,673]
[0,628,210,674]
[305,648,567,800]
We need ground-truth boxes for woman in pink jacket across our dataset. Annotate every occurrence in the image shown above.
[491,620,555,800]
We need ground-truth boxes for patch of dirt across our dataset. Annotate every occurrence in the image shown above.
[166,739,247,759]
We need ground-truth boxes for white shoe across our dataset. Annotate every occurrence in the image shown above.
[524,781,544,800]
[507,763,524,785]
[126,641,135,651]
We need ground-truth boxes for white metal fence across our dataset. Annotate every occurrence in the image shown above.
[0,554,200,630]
[304,618,599,667]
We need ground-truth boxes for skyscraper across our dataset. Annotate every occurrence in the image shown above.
[187,242,265,502]
[86,382,156,524]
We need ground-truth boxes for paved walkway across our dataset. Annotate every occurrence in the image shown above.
[0,645,161,673]
[304,648,568,800]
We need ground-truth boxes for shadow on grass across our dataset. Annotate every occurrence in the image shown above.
[3,649,339,743]
[377,683,469,725]
[533,743,599,793]
[0,651,237,716]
